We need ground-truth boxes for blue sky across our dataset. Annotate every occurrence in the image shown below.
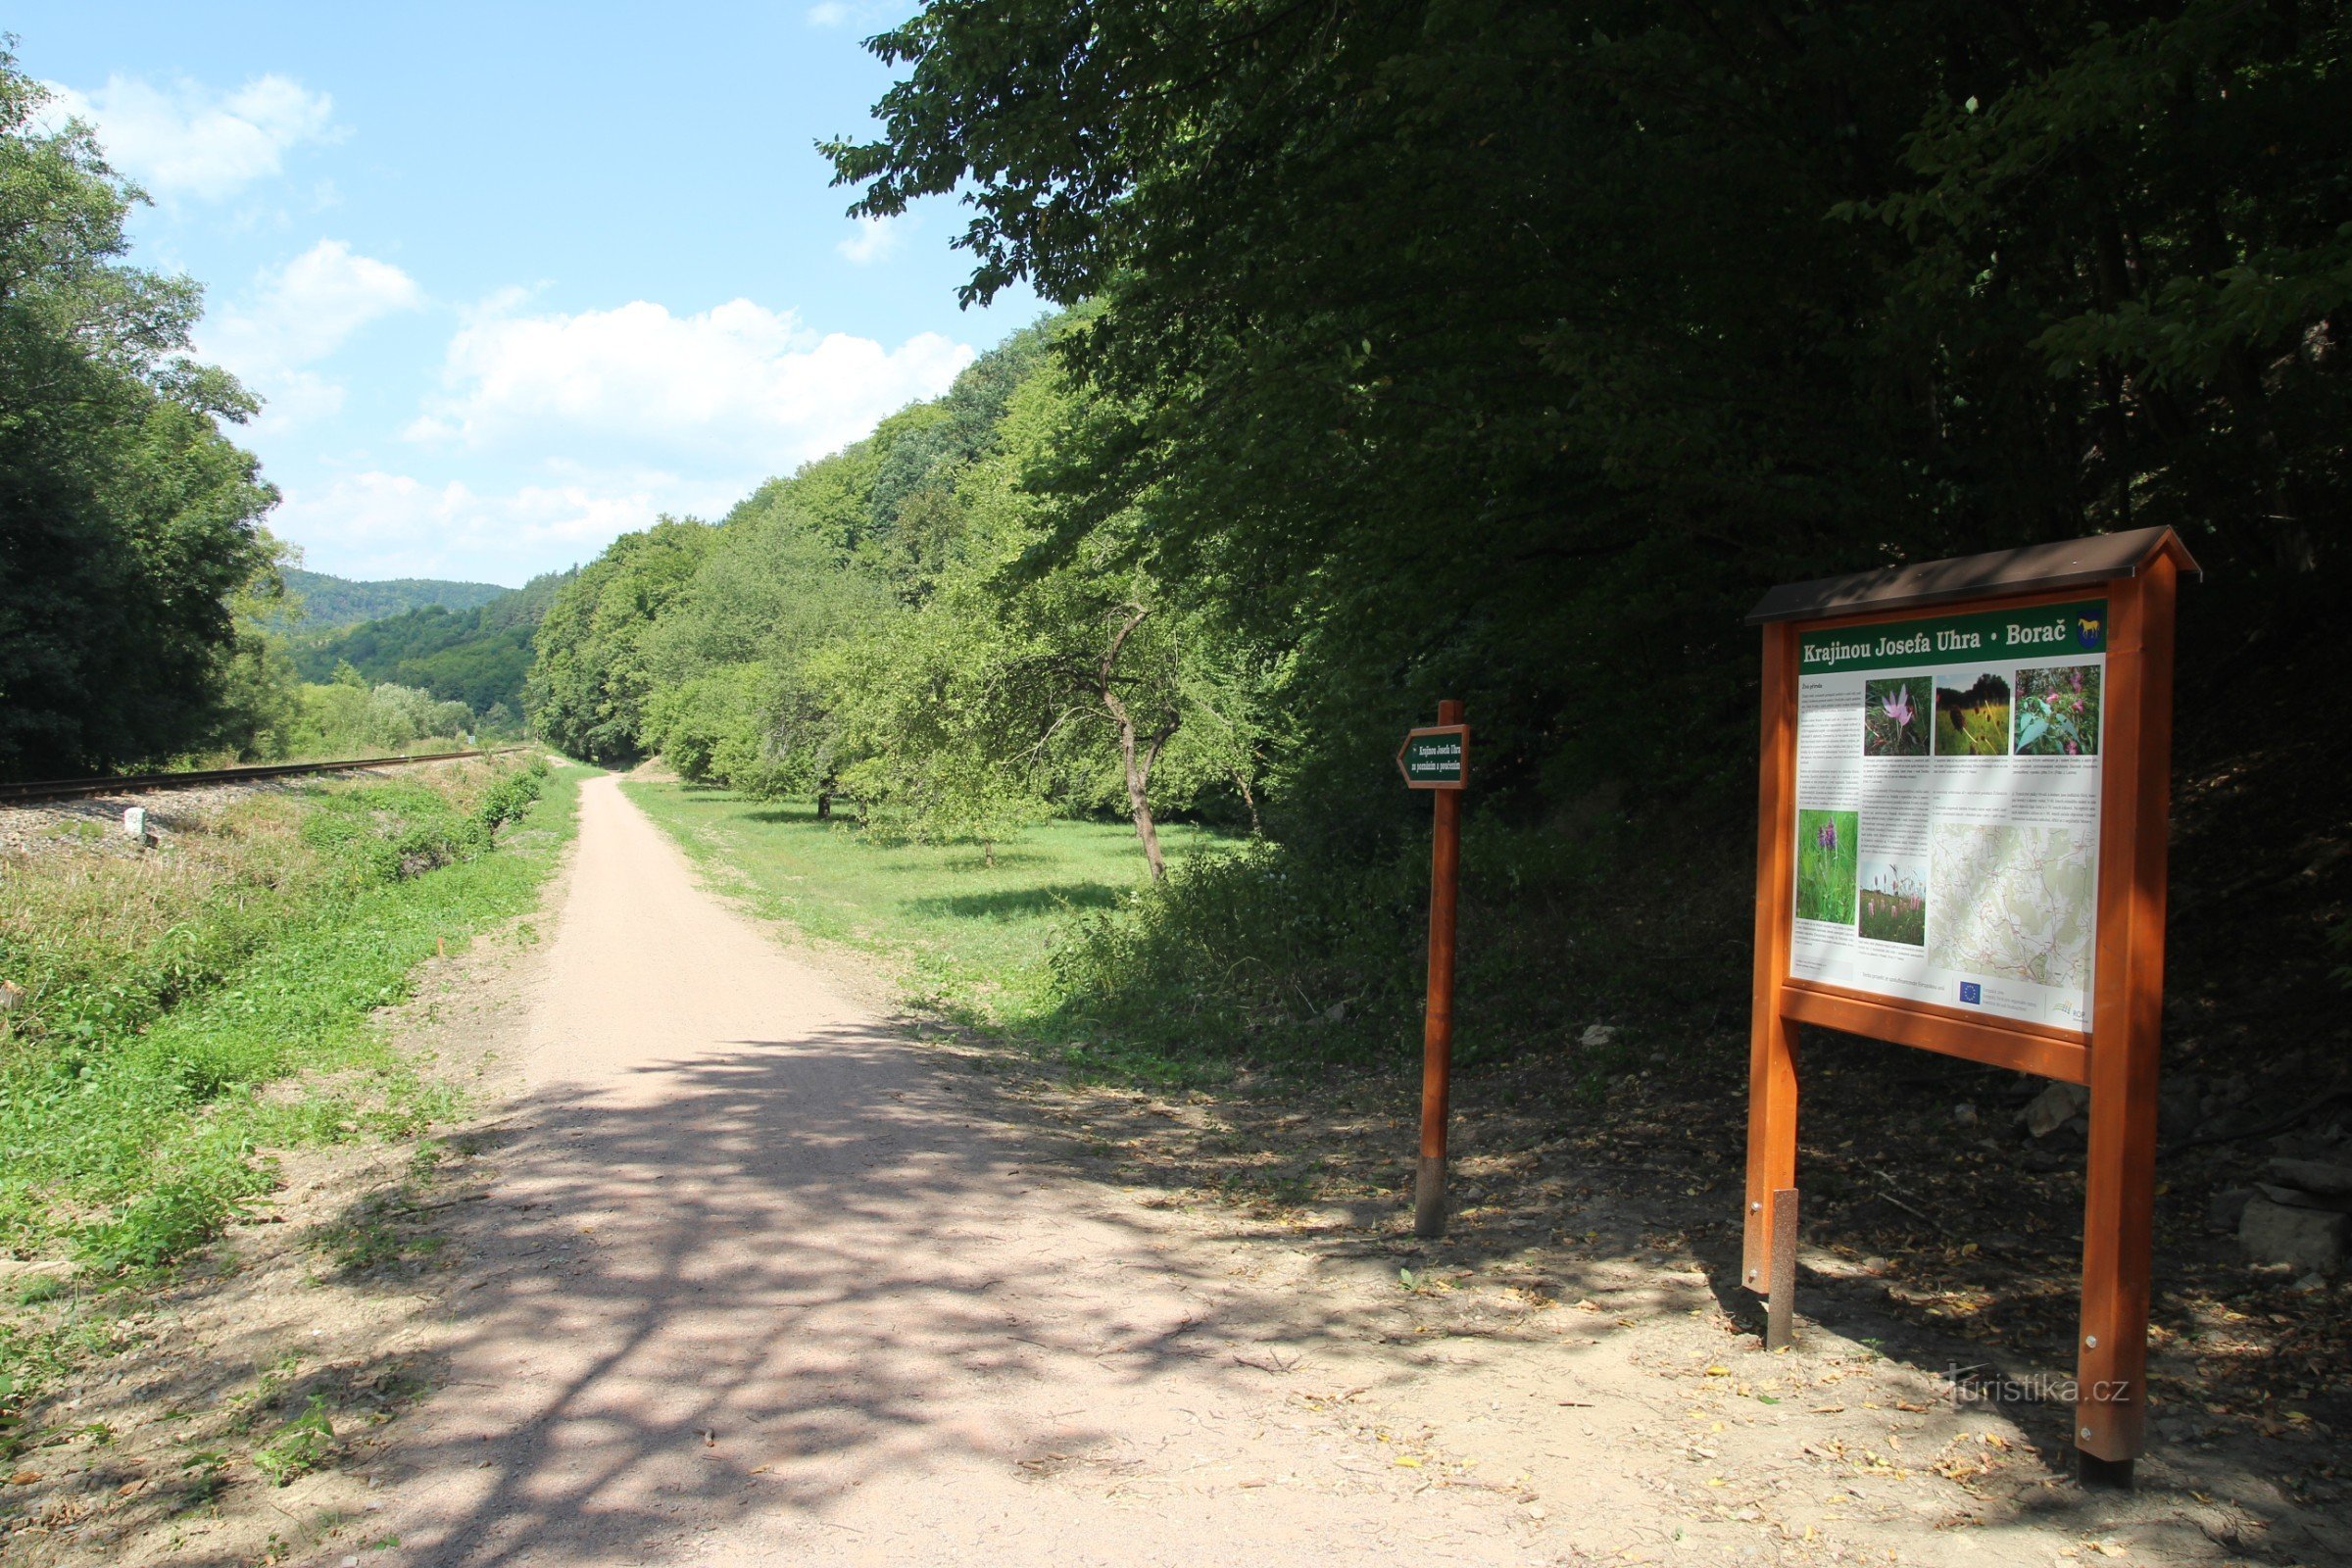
[15,2,1040,587]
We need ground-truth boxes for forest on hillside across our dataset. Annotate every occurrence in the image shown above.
[534,0,2349,1089]
[271,568,513,634]
[289,571,573,722]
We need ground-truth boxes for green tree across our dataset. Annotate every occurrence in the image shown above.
[525,518,714,762]
[0,52,280,778]
[826,0,2352,838]
[824,363,1267,875]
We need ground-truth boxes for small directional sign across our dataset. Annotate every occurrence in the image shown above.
[1396,724,1469,790]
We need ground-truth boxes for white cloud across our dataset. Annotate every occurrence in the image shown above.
[200,240,423,430]
[409,298,974,468]
[43,74,338,202]
[206,240,423,372]
[837,214,905,265]
[806,3,852,24]
[272,470,744,582]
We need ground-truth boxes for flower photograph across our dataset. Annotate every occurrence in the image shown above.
[2015,664,2101,756]
[1858,860,1927,946]
[1863,675,1932,758]
[1934,671,2012,757]
[1795,808,1860,923]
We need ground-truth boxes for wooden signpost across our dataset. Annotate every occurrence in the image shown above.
[1399,701,1469,1239]
[1740,526,2198,1488]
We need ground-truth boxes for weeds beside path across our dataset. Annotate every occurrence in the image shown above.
[0,755,590,1559]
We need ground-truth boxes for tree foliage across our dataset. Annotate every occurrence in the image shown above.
[0,52,281,778]
[525,326,1270,869]
[827,0,2352,839]
[287,571,572,717]
[525,519,715,764]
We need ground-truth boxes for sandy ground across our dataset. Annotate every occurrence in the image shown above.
[12,773,2328,1566]
[327,776,2318,1568]
[344,774,1537,1566]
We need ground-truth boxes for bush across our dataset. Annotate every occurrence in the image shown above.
[1032,813,1748,1087]
[644,663,804,799]
[292,673,477,758]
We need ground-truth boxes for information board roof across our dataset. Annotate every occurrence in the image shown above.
[1745,526,2201,626]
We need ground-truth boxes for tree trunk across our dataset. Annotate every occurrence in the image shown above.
[1114,712,1168,881]
[1096,605,1170,881]
[1233,768,1262,837]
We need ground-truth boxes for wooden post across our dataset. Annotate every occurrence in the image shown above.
[1415,698,1465,1240]
[2075,557,2177,1484]
[1743,625,1800,1298]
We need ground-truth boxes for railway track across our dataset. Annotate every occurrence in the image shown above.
[0,747,530,807]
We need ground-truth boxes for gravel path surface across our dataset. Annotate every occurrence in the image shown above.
[320,776,2291,1568]
[348,774,1533,1567]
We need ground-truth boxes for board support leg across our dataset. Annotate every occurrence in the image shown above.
[2074,562,2175,1484]
[2078,1452,2135,1491]
[1766,1187,1799,1349]
[1741,1010,1798,1296]
[1743,625,1799,1300]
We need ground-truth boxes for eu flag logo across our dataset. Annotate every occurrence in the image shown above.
[1959,981,1983,1005]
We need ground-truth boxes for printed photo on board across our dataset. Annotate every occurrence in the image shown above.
[1858,860,1927,946]
[1863,675,1932,758]
[1934,670,2011,757]
[1794,808,1859,923]
[2015,664,2102,757]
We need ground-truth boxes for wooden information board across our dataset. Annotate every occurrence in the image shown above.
[1740,526,2199,1486]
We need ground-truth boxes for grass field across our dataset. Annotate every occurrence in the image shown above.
[0,758,584,1277]
[619,786,1227,1020]
[1794,808,1859,924]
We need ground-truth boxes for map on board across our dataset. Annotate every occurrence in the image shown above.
[1928,823,2096,994]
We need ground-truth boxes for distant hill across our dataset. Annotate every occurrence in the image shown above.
[275,568,514,632]
[286,570,575,716]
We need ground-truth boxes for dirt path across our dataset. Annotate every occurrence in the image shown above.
[328,777,2318,1568]
[349,775,1536,1566]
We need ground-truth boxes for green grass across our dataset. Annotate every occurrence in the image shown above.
[0,759,587,1277]
[624,785,1743,1098]
[1794,808,1858,924]
[618,787,1226,1018]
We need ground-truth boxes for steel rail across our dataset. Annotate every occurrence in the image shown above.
[0,747,531,807]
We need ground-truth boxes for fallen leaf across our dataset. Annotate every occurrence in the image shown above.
[1394,1456,1423,1468]
[7,1471,38,1486]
